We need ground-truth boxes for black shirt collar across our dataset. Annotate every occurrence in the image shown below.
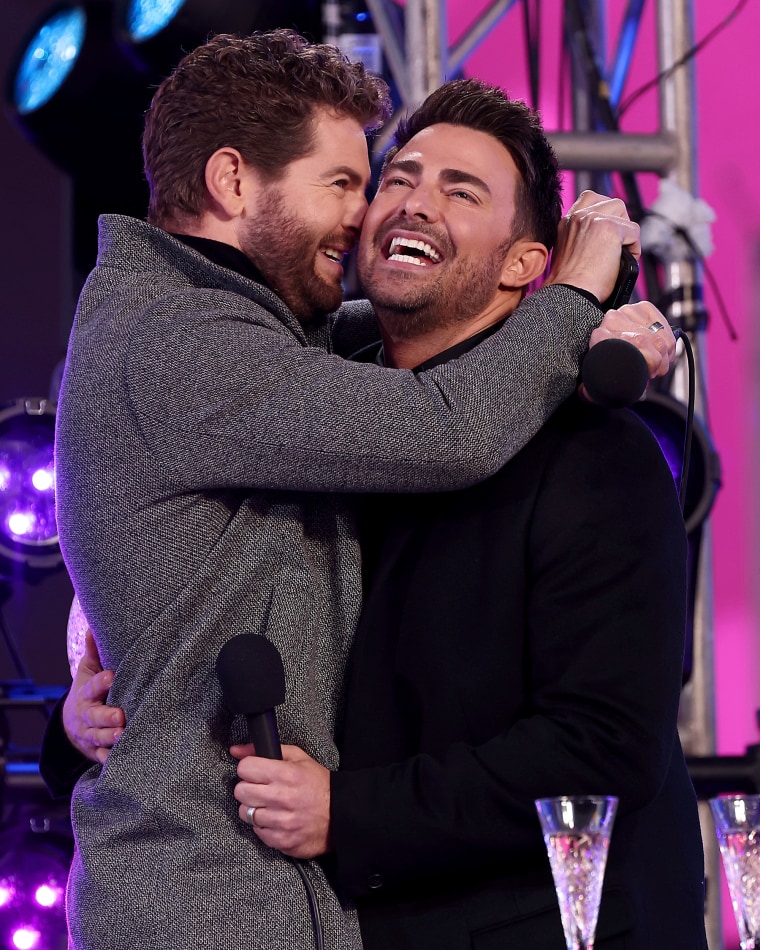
[352,319,506,371]
[170,233,269,287]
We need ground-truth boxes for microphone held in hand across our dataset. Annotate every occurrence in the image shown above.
[582,248,646,408]
[216,633,285,759]
[581,338,649,409]
[217,634,325,950]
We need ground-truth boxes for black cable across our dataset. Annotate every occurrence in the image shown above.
[564,0,661,303]
[522,0,540,111]
[676,331,695,514]
[618,0,751,118]
[290,858,325,950]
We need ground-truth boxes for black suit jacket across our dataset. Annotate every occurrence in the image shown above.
[330,397,707,950]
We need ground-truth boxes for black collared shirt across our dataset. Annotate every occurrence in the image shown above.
[171,233,269,287]
[351,319,506,373]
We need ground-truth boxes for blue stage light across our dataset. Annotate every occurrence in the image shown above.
[12,7,86,115]
[125,0,186,43]
[114,0,324,76]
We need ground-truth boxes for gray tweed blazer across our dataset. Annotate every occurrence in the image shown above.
[55,215,600,949]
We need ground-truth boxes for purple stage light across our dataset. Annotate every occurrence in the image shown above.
[34,883,62,909]
[0,398,62,572]
[0,820,72,950]
[6,512,35,539]
[11,927,40,950]
[30,468,54,493]
[3,499,57,545]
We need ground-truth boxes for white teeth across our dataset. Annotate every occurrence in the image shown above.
[322,248,343,262]
[388,253,426,266]
[388,237,441,263]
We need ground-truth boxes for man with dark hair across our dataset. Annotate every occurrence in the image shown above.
[51,31,675,950]
[232,80,708,949]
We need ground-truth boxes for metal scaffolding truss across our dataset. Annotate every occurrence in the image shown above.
[352,0,724,944]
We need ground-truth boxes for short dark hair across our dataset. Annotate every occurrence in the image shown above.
[143,30,392,226]
[390,78,562,250]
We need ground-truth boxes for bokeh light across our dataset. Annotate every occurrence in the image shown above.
[11,927,40,950]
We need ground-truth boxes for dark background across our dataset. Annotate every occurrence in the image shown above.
[2,1,97,735]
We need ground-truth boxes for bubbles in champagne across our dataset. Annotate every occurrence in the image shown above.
[716,829,760,948]
[545,831,610,949]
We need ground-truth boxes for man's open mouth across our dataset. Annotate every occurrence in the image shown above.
[386,236,442,266]
[321,246,349,264]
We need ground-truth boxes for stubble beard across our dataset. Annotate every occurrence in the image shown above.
[240,189,344,321]
[359,233,512,341]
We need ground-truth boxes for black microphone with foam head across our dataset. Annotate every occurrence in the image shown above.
[580,248,648,408]
[216,633,285,759]
[581,337,649,408]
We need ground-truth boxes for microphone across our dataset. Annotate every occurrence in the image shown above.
[581,338,649,409]
[217,634,325,950]
[216,633,286,759]
[580,248,648,408]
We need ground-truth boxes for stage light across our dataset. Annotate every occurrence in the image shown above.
[630,391,720,536]
[0,822,71,950]
[11,929,40,950]
[125,0,186,42]
[6,3,152,182]
[11,7,85,116]
[113,0,324,76]
[0,399,62,576]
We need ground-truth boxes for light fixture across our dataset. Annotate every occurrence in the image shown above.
[6,3,151,183]
[113,0,324,77]
[0,818,72,950]
[629,390,720,537]
[630,390,721,685]
[10,6,86,117]
[0,399,62,577]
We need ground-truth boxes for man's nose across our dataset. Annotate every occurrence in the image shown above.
[401,185,440,222]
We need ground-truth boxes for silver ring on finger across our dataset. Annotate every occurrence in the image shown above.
[246,805,256,826]
[648,321,665,334]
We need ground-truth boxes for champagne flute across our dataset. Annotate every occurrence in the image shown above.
[709,794,760,949]
[535,795,618,950]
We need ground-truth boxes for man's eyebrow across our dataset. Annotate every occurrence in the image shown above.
[438,167,491,196]
[383,158,491,197]
[383,158,422,178]
[324,165,367,185]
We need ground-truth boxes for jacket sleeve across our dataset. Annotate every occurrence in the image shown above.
[126,285,601,493]
[329,408,688,895]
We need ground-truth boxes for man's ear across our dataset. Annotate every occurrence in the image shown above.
[204,147,258,219]
[499,240,549,290]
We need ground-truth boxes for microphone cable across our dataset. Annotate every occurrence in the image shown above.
[289,859,325,950]
[674,329,695,515]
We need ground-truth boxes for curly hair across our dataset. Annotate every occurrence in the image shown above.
[143,30,392,226]
[389,78,562,251]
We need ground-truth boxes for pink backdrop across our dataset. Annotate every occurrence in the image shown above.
[444,3,758,945]
[446,0,760,752]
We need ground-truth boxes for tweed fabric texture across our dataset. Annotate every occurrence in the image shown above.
[55,215,600,949]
